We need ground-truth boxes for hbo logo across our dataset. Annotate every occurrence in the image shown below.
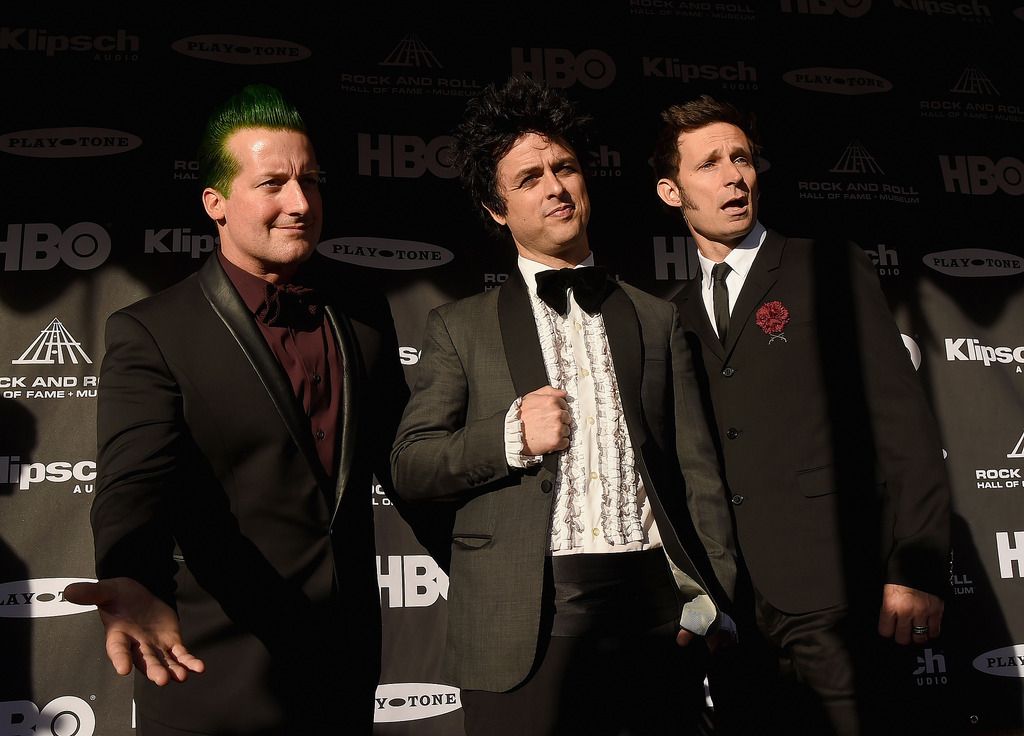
[0,697,95,736]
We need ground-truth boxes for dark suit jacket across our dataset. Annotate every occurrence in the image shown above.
[674,229,950,614]
[390,271,737,693]
[91,253,407,735]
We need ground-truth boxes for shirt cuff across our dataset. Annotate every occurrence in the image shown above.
[505,396,543,468]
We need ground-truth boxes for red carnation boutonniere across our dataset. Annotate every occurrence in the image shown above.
[756,301,790,344]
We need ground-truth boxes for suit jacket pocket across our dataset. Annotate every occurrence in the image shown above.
[796,464,837,498]
[451,492,499,549]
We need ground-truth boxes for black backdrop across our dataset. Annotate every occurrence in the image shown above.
[2,3,1023,734]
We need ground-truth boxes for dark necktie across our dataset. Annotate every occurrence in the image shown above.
[257,282,323,330]
[535,266,611,316]
[711,262,731,344]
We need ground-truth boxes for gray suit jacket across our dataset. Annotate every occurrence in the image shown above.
[391,270,736,692]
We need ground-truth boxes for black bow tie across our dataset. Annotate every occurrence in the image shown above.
[535,266,611,316]
[257,282,322,330]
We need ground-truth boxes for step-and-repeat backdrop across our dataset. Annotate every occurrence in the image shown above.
[2,3,1022,734]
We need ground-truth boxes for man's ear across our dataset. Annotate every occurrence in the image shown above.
[202,187,226,222]
[483,204,507,227]
[656,177,683,208]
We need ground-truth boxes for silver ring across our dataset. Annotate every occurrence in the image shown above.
[912,625,929,635]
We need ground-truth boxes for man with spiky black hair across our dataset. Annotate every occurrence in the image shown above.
[391,74,738,735]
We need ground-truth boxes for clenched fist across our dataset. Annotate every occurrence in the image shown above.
[520,386,571,455]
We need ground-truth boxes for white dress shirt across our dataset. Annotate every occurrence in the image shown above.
[695,221,767,335]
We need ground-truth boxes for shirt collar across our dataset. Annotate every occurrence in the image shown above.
[517,252,597,299]
[696,221,767,291]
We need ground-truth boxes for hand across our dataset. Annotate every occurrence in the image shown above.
[877,583,944,646]
[675,627,734,653]
[520,386,571,455]
[64,578,205,685]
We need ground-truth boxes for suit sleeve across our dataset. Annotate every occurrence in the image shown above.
[90,311,183,604]
[848,244,950,596]
[670,305,738,604]
[390,308,512,502]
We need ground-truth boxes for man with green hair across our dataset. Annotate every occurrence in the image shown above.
[65,83,407,734]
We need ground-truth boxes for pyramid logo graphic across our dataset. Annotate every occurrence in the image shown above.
[829,141,885,175]
[1008,431,1024,459]
[951,66,999,96]
[380,34,443,68]
[12,318,92,365]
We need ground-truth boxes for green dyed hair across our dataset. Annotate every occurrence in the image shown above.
[197,83,307,196]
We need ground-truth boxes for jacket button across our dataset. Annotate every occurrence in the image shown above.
[722,367,735,377]
[731,494,745,505]
[540,479,553,493]
[726,428,739,439]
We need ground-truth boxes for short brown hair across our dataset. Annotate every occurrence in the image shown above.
[652,94,759,181]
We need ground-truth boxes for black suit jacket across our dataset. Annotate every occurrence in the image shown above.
[674,229,950,614]
[91,253,407,734]
[391,271,736,692]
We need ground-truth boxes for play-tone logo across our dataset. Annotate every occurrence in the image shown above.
[318,237,453,270]
[923,249,1023,277]
[973,644,1024,677]
[0,578,96,618]
[172,34,310,64]
[0,127,141,158]
[374,683,461,723]
[783,67,891,95]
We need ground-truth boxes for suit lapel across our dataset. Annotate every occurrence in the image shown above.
[723,229,785,358]
[324,305,357,514]
[601,285,647,448]
[198,256,333,494]
[679,277,724,361]
[498,270,559,475]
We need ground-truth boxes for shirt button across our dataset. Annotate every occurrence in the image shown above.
[574,321,583,331]
[592,528,600,537]
[589,471,598,480]
[541,480,553,494]
[721,367,735,378]
[313,374,322,385]
[586,416,595,426]
[581,368,590,378]
[315,429,325,440]
[726,428,739,440]
[731,494,745,505]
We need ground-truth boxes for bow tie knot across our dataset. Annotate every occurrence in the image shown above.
[535,266,611,316]
[257,282,322,329]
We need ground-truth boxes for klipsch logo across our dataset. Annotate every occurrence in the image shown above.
[913,648,949,686]
[893,0,992,21]
[0,26,139,61]
[641,58,756,90]
[171,34,310,64]
[923,249,1023,277]
[1,455,96,492]
[374,683,461,723]
[0,578,96,618]
[945,338,1024,373]
[0,128,141,158]
[145,228,218,258]
[783,67,891,95]
[318,237,453,270]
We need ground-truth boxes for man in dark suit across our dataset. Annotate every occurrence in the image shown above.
[64,83,406,735]
[390,75,737,735]
[653,95,951,735]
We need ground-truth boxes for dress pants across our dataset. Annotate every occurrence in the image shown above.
[460,549,709,736]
